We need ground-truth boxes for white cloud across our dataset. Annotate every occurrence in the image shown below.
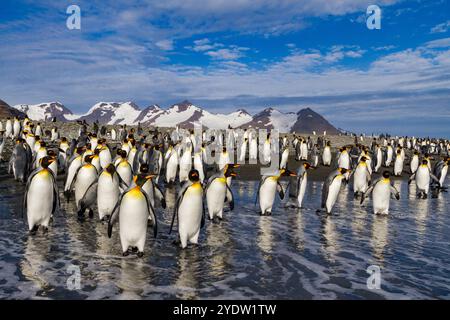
[430,20,450,34]
[155,39,174,51]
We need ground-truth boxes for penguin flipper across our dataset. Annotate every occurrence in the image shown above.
[169,183,190,234]
[153,183,166,208]
[225,183,234,211]
[276,181,285,200]
[108,193,125,238]
[142,190,158,238]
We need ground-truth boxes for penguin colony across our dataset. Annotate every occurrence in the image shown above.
[0,117,449,257]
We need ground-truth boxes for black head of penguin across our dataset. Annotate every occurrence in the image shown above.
[303,162,313,170]
[224,164,239,177]
[382,171,390,179]
[422,159,428,165]
[153,144,160,151]
[105,163,116,175]
[338,168,349,174]
[76,146,85,156]
[280,168,296,177]
[84,154,95,163]
[120,149,128,158]
[93,148,100,155]
[360,156,367,163]
[140,163,149,174]
[188,169,200,182]
[40,156,55,169]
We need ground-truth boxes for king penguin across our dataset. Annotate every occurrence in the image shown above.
[409,159,440,198]
[321,167,349,214]
[169,169,205,249]
[24,156,59,234]
[71,154,98,217]
[353,156,371,198]
[361,171,399,215]
[257,168,296,215]
[108,175,158,257]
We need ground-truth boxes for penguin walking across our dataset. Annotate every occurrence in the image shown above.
[108,175,158,257]
[322,142,332,166]
[433,157,449,190]
[410,151,420,174]
[321,168,349,214]
[169,169,205,249]
[409,160,441,198]
[361,171,399,215]
[165,144,179,184]
[257,168,296,215]
[9,138,32,182]
[353,156,371,198]
[393,149,404,176]
[205,164,238,221]
[115,150,133,187]
[280,146,289,169]
[24,156,59,234]
[71,155,98,217]
[293,162,313,208]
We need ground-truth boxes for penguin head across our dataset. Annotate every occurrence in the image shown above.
[40,156,55,169]
[224,164,239,177]
[382,171,390,179]
[360,156,367,162]
[105,163,116,175]
[303,162,313,170]
[280,168,296,177]
[94,148,100,155]
[134,174,153,187]
[86,143,92,150]
[140,163,149,173]
[84,154,95,163]
[120,150,127,158]
[188,169,200,182]
[338,168,349,174]
[61,137,67,143]
[47,150,56,157]
[422,159,428,165]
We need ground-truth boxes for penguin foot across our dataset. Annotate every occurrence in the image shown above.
[122,251,129,257]
[88,209,94,218]
[131,247,138,253]
[29,225,39,235]
[172,239,181,246]
[42,226,48,234]
[137,252,144,258]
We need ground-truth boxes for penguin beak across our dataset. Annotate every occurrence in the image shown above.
[232,164,240,168]
[145,175,156,179]
[48,158,55,164]
[230,172,237,177]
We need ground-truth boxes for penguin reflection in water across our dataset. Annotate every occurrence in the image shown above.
[360,171,399,215]
[320,167,349,215]
[24,156,59,234]
[108,175,158,257]
[205,164,239,221]
[256,168,297,215]
[170,169,205,249]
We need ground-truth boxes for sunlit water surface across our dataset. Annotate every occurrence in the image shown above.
[0,166,449,299]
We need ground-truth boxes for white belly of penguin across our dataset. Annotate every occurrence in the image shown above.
[372,182,391,214]
[440,166,448,186]
[394,158,403,175]
[27,172,54,229]
[64,158,81,191]
[166,155,178,182]
[119,193,148,251]
[74,167,97,207]
[98,174,119,219]
[99,150,112,168]
[116,163,132,186]
[206,180,227,219]
[259,178,277,213]
[323,148,331,164]
[326,178,342,213]
[353,166,368,192]
[297,175,307,207]
[416,167,430,191]
[178,188,203,242]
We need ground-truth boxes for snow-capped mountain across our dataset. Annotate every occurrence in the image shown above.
[76,102,142,125]
[239,107,297,132]
[1,99,26,118]
[3,98,340,133]
[13,102,74,121]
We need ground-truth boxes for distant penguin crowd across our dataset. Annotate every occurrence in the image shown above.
[0,116,449,257]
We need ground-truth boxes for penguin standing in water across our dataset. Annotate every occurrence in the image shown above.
[433,157,449,190]
[24,156,59,234]
[9,138,32,183]
[205,164,238,221]
[257,168,296,215]
[71,155,98,217]
[108,175,158,257]
[321,167,349,214]
[322,141,332,166]
[170,169,205,249]
[291,162,314,208]
[409,160,441,198]
[353,156,371,198]
[361,171,399,215]
[393,149,404,176]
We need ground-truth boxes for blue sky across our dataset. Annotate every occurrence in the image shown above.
[0,0,449,137]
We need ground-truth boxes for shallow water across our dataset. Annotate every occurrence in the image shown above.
[0,166,449,299]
